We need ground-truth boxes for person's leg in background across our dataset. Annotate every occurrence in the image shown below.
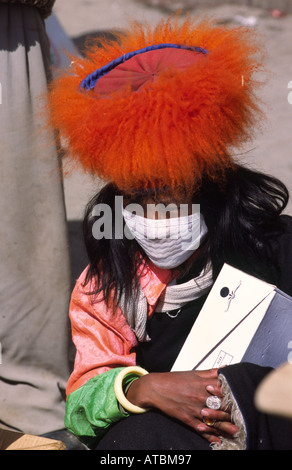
[0,3,78,446]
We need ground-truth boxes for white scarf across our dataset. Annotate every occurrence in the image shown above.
[119,263,213,342]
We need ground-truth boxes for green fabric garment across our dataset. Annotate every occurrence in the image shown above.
[65,368,131,448]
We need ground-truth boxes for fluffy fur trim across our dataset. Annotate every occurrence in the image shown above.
[211,373,247,450]
[48,17,264,194]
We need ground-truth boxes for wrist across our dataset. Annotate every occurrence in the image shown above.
[114,366,150,414]
[126,372,154,408]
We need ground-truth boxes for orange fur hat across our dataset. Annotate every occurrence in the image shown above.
[48,17,263,195]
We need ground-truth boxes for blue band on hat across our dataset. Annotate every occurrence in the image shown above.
[79,43,208,91]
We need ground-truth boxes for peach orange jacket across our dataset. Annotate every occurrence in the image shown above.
[65,261,172,446]
[67,261,172,395]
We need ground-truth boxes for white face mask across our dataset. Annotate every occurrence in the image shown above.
[122,207,208,269]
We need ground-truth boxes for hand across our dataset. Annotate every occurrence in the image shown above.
[195,371,239,444]
[126,369,239,444]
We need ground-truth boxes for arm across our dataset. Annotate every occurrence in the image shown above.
[65,270,138,447]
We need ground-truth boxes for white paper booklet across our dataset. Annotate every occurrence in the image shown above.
[172,264,276,371]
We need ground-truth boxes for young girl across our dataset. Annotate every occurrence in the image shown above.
[49,17,292,450]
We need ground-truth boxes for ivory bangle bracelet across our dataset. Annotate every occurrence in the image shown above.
[114,366,149,414]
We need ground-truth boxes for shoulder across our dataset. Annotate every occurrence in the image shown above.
[279,214,292,231]
[269,214,292,295]
[271,214,292,252]
[70,266,138,341]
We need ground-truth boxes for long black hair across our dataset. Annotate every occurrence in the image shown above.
[82,164,289,307]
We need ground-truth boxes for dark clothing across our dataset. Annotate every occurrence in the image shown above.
[96,409,211,451]
[221,363,292,450]
[0,0,55,18]
[136,295,208,373]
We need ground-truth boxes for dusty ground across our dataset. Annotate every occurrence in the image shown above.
[50,0,292,282]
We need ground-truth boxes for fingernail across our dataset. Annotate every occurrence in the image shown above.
[201,409,209,416]
[206,385,215,392]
